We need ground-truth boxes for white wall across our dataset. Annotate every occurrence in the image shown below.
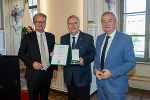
[39,0,84,44]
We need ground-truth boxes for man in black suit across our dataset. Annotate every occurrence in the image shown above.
[18,13,57,100]
[60,15,96,100]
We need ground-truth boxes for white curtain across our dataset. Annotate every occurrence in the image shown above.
[22,2,33,28]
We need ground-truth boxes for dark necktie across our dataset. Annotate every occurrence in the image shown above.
[72,37,76,49]
[101,36,110,70]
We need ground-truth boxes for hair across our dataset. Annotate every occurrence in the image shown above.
[33,13,47,22]
[67,15,80,24]
[101,11,118,22]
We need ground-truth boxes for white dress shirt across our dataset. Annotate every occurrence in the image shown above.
[70,31,80,48]
[100,30,116,62]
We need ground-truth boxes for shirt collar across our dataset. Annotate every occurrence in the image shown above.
[36,30,45,36]
[106,30,116,39]
[70,31,80,38]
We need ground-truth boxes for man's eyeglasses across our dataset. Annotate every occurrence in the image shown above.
[68,22,79,25]
[34,21,46,24]
[101,19,114,24]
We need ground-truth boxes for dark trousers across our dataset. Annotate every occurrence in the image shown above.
[27,70,53,100]
[67,79,90,100]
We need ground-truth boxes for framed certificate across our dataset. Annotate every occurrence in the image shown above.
[51,44,69,66]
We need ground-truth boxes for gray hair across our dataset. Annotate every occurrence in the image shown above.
[67,15,80,24]
[33,13,47,22]
[101,11,118,22]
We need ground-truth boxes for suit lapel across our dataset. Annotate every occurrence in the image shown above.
[97,34,106,64]
[105,31,119,61]
[66,33,71,45]
[45,32,51,54]
[31,32,40,51]
[31,32,41,60]
[75,32,83,49]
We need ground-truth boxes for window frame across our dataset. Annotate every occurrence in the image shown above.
[0,0,4,30]
[120,0,150,62]
[28,0,37,21]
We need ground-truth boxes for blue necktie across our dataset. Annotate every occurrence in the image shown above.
[72,37,76,49]
[101,36,110,70]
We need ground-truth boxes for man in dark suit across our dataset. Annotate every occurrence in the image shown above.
[60,15,96,100]
[18,13,57,100]
[94,11,136,100]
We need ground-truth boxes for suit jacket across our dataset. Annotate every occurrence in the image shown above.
[60,31,96,87]
[93,31,136,93]
[18,31,58,80]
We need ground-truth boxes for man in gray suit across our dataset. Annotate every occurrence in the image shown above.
[60,15,96,100]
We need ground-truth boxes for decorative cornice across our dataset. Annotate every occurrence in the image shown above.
[0,28,3,30]
[88,21,95,24]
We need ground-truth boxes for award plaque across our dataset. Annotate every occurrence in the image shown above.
[71,49,79,65]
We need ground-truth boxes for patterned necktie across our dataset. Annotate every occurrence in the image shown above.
[40,34,47,70]
[72,37,76,49]
[101,36,110,70]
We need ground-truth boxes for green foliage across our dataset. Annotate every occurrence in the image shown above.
[21,26,34,66]
[21,26,34,38]
[127,32,140,43]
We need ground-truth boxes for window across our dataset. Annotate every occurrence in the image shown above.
[28,0,37,21]
[0,0,3,30]
[0,0,4,53]
[122,0,150,62]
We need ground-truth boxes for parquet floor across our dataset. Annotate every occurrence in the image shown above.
[20,69,150,100]
[47,88,150,100]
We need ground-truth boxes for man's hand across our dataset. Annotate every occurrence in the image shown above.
[50,52,54,56]
[78,57,84,66]
[33,61,43,70]
[101,69,112,79]
[94,69,103,80]
[53,70,57,78]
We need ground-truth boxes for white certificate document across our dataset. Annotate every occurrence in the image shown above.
[51,44,69,66]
